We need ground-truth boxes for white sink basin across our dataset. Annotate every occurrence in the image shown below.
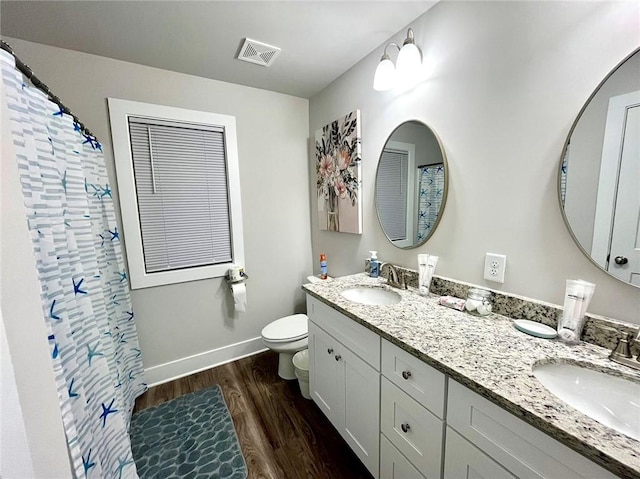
[340,287,401,306]
[533,362,640,441]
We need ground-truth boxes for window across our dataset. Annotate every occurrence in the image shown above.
[108,99,244,289]
[376,140,415,248]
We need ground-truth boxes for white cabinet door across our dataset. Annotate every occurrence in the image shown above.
[309,318,380,478]
[339,344,380,478]
[444,427,515,479]
[309,320,340,425]
[380,434,426,479]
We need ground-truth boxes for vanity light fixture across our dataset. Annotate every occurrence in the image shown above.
[373,28,422,91]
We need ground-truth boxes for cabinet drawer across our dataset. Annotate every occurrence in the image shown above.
[447,380,619,479]
[381,377,443,479]
[307,295,380,369]
[444,427,515,479]
[382,339,446,418]
[380,434,426,479]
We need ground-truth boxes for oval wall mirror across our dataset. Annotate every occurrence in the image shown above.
[375,120,448,249]
[559,48,640,287]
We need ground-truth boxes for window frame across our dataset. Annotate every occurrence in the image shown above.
[108,98,244,289]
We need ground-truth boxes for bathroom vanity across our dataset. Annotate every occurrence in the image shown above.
[303,274,640,479]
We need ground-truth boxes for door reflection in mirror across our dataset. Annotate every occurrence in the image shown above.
[560,49,640,286]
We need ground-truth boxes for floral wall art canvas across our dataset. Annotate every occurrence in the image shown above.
[315,110,362,234]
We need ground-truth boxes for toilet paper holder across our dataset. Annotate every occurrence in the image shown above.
[227,267,248,313]
[226,266,249,285]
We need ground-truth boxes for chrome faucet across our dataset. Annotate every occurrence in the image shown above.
[380,262,407,289]
[609,330,640,371]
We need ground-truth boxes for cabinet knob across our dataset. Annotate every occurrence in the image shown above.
[327,348,334,354]
[335,354,342,362]
[401,370,412,380]
[401,423,411,433]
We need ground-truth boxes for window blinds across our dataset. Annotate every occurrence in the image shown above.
[128,117,232,273]
[377,149,408,241]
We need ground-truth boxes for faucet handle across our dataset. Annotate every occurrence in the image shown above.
[609,330,640,371]
[610,333,632,360]
[398,270,407,289]
[381,263,408,289]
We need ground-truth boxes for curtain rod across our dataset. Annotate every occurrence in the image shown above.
[1,39,97,140]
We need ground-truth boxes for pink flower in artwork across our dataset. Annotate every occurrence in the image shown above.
[319,154,335,178]
[337,148,351,171]
[335,177,348,198]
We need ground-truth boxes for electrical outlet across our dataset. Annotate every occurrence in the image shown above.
[484,253,506,283]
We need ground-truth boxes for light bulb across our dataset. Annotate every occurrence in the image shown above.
[373,56,396,91]
[396,43,422,79]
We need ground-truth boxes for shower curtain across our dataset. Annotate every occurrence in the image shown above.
[416,164,445,243]
[1,50,146,478]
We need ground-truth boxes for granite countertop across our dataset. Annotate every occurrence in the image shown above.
[302,273,640,479]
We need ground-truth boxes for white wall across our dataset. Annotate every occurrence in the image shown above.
[388,122,441,168]
[1,311,35,479]
[4,38,312,381]
[309,1,640,324]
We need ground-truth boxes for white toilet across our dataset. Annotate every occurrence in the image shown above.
[261,275,324,379]
[261,314,308,380]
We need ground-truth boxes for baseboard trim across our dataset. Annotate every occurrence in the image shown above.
[143,337,267,388]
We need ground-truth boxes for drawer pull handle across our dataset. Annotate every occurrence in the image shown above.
[401,370,412,380]
[401,423,411,433]
[327,348,334,354]
[335,354,342,362]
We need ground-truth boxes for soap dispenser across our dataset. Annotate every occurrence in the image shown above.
[369,251,380,278]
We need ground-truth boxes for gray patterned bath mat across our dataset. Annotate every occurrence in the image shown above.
[130,386,247,479]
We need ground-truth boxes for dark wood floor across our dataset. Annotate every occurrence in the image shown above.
[134,351,374,479]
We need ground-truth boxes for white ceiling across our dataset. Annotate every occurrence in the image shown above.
[0,1,437,99]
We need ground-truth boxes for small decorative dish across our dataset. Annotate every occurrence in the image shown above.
[513,319,557,339]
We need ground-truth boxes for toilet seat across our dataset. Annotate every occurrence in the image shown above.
[261,314,308,343]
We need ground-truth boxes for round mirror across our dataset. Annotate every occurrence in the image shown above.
[375,120,448,248]
[559,48,639,287]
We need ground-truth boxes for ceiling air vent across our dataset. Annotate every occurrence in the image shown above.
[237,38,281,67]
